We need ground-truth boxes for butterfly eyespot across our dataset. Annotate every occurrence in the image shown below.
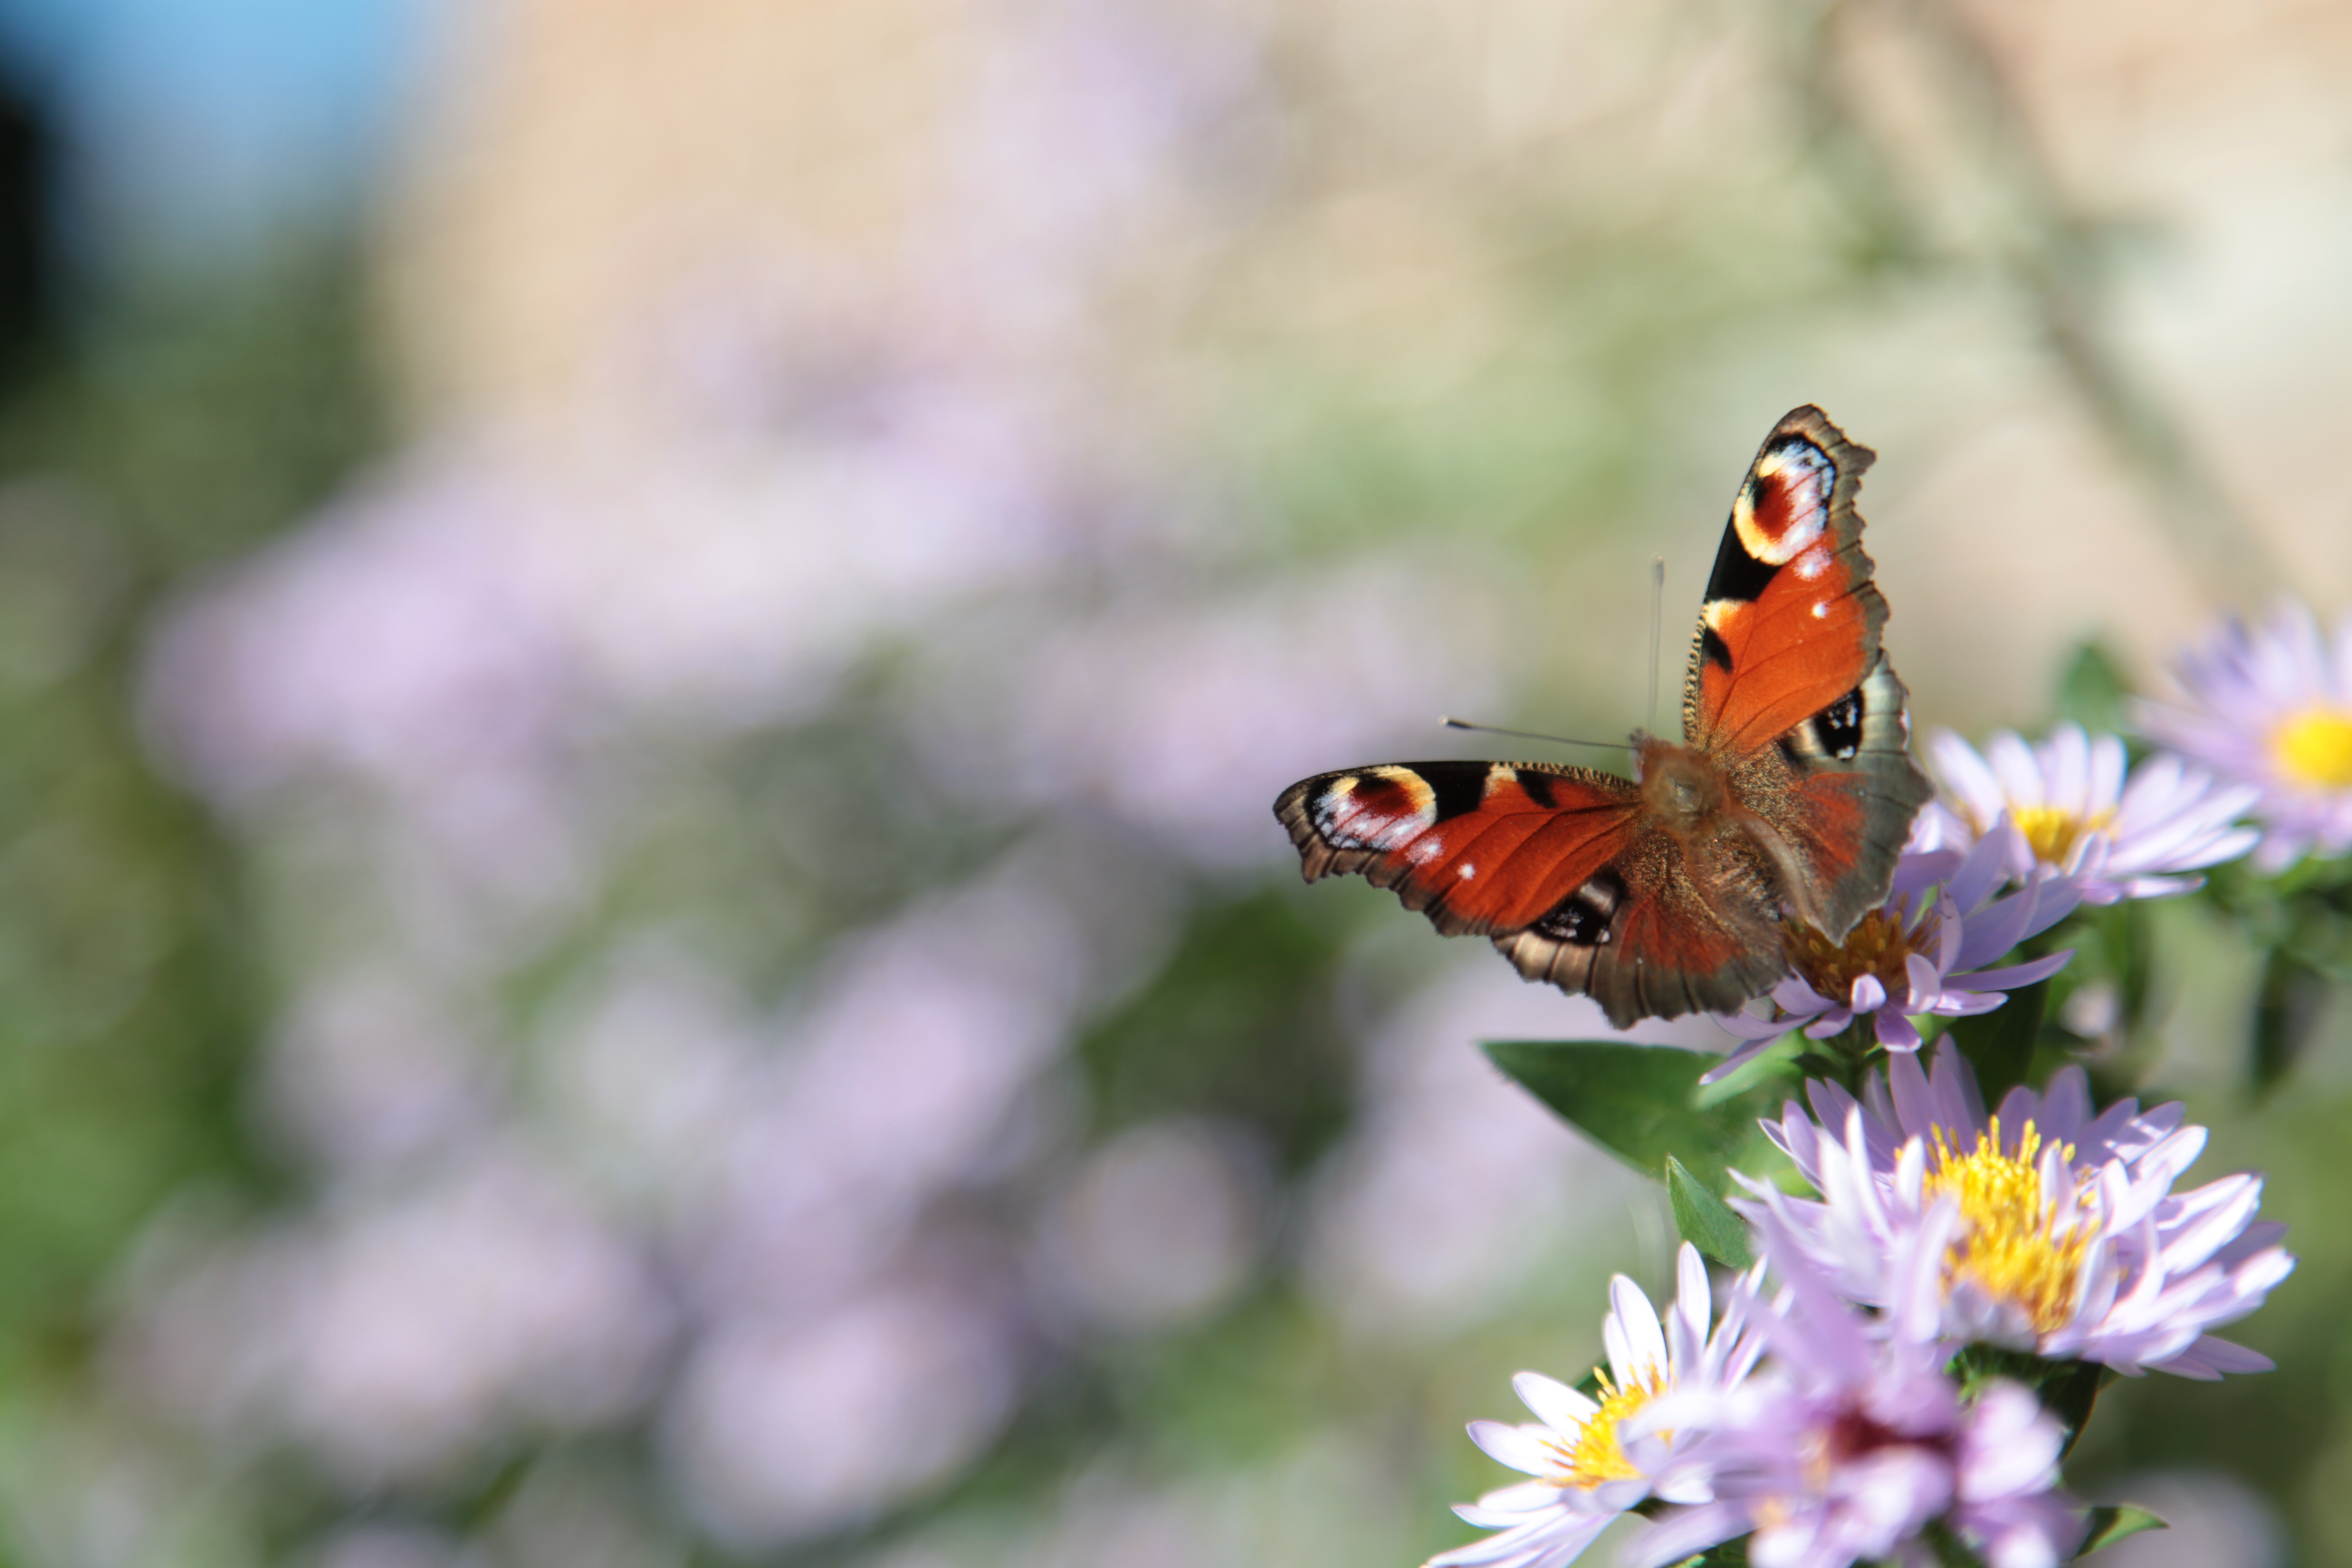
[1733,439,1834,565]
[1312,769,1438,850]
[1534,899,1607,946]
[1532,870,1627,949]
[1810,688,1865,760]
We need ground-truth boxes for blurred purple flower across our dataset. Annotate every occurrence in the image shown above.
[1924,724,2259,901]
[123,1147,673,1488]
[1426,1243,1768,1568]
[539,949,771,1202]
[1032,1466,1250,1568]
[913,559,1506,867]
[688,861,1098,1320]
[1743,1043,2293,1377]
[1302,963,1663,1340]
[262,966,493,1176]
[147,401,1067,808]
[1628,1226,2080,1568]
[113,0,1358,1544]
[666,1276,1024,1547]
[1034,1119,1266,1336]
[2134,601,2352,871]
[310,1526,465,1568]
[1711,825,2078,1073]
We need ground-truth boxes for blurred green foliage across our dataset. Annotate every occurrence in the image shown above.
[1078,887,1356,1171]
[0,243,376,1507]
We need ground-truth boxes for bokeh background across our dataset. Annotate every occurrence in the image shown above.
[0,1,2344,1565]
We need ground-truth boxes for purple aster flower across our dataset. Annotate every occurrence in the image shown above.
[1707,824,2078,1078]
[1625,1223,2081,1568]
[2134,601,2352,871]
[1424,1243,1768,1568]
[1740,1042,2294,1376]
[1924,724,2259,902]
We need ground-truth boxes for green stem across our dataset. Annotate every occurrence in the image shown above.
[1824,1018,1876,1092]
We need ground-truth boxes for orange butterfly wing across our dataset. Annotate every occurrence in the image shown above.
[1275,762,1638,934]
[1271,760,1789,1024]
[1682,406,1932,944]
[1273,406,1931,1026]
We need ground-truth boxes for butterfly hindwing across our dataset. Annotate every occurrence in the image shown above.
[1728,651,1930,940]
[1491,822,1792,1023]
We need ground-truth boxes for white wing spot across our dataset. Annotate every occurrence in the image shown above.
[1811,600,1828,619]
[1457,863,1477,879]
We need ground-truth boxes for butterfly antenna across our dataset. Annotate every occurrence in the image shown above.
[1646,555,1665,734]
[1442,717,1634,752]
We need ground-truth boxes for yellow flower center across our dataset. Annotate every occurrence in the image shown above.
[1545,1366,1664,1487]
[1782,905,1937,1006]
[2008,804,2111,867]
[2272,709,2352,789]
[1924,1116,2093,1336]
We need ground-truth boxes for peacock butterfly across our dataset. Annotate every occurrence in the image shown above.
[1273,406,1934,1026]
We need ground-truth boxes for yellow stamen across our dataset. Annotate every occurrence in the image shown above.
[2009,804,2111,867]
[1545,1366,1664,1487]
[1782,905,1937,1006]
[1924,1116,2092,1336]
[2272,709,2352,789]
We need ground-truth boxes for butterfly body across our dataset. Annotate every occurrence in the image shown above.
[1274,407,1933,1026]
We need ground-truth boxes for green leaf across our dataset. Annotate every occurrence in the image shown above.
[1949,1345,2110,1457]
[1483,1040,1797,1190]
[1663,1534,1749,1566]
[2113,899,2156,1038]
[2053,640,2133,736]
[1947,978,2046,1106]
[1666,1154,1754,1268]
[2039,1359,2111,1458]
[2078,1504,2167,1555]
[2252,944,2329,1095]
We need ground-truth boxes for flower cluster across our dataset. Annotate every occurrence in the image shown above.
[1630,1218,2081,1568]
[1745,1045,2292,1377]
[1714,707,2277,1068]
[1430,602,2346,1567]
[1430,1047,2292,1568]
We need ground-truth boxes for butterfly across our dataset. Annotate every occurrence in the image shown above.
[1273,406,1934,1027]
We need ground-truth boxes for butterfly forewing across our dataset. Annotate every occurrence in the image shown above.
[1681,406,1934,941]
[1273,761,1642,935]
[1684,406,1883,753]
